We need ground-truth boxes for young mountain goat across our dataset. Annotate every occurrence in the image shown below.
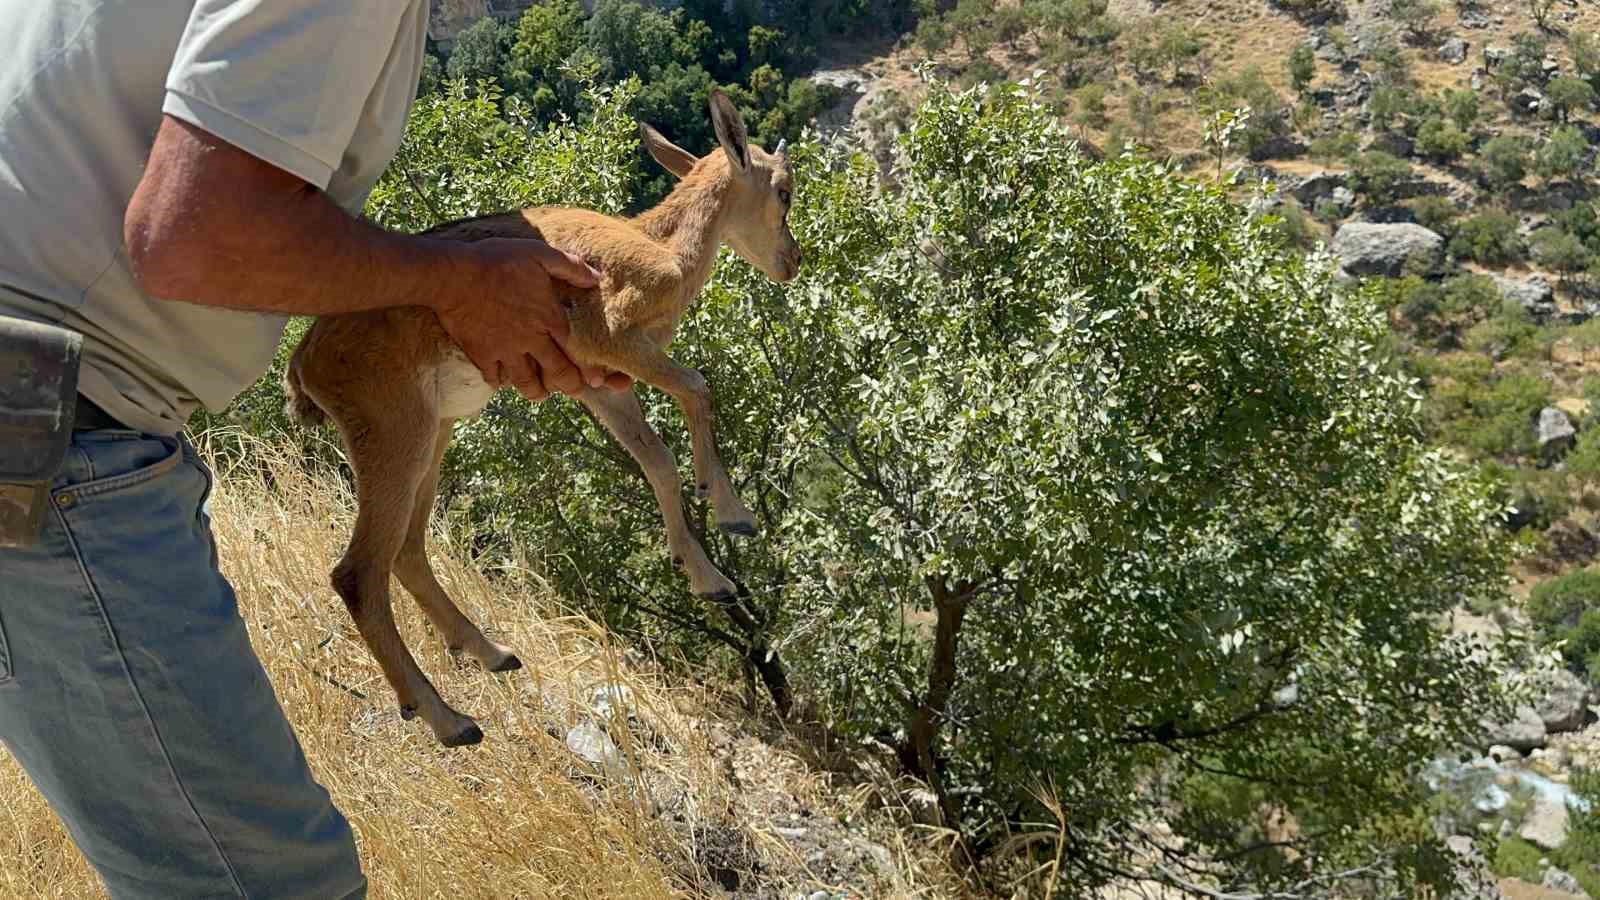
[284,92,801,746]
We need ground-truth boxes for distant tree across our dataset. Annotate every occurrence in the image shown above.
[1415,115,1471,162]
[445,17,512,87]
[1442,87,1481,130]
[503,0,589,113]
[1537,125,1591,184]
[1530,0,1559,30]
[1546,75,1597,122]
[1288,44,1316,94]
[1481,134,1531,190]
[1391,0,1440,38]
[1533,227,1592,285]
[1348,150,1414,203]
[1074,81,1109,128]
[1571,31,1600,83]
[1450,209,1526,264]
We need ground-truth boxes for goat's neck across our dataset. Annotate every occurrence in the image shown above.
[634,169,731,304]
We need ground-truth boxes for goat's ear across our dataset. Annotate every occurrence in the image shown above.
[639,123,697,180]
[708,90,750,174]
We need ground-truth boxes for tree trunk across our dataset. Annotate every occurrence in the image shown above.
[905,574,971,827]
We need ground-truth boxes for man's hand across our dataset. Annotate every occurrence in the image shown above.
[436,238,628,402]
[124,115,631,402]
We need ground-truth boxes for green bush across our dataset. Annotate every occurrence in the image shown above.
[1417,354,1550,457]
[1348,150,1415,203]
[1527,570,1600,674]
[1415,115,1471,162]
[1481,134,1530,191]
[1537,125,1591,185]
[1407,195,1462,235]
[1493,835,1546,881]
[1449,210,1525,265]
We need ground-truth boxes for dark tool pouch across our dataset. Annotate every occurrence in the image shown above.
[0,317,82,548]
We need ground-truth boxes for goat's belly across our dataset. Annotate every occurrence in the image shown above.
[433,351,496,419]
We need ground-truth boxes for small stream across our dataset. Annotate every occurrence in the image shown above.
[1425,754,1591,816]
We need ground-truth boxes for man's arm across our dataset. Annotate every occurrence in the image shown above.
[125,116,624,400]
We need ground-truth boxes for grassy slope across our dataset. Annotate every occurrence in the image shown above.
[0,436,945,899]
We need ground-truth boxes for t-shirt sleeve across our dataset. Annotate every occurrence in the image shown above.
[162,0,410,190]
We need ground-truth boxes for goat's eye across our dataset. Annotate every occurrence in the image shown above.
[778,189,791,206]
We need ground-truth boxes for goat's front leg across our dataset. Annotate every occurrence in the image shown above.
[605,338,757,537]
[580,387,738,600]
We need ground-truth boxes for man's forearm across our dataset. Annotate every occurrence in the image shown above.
[124,115,476,317]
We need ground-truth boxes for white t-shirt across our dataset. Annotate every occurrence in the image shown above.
[0,0,428,435]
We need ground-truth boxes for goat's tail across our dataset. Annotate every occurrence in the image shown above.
[282,342,327,428]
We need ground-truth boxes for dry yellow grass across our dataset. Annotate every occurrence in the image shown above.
[0,433,770,900]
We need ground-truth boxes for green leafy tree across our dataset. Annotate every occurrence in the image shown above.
[1287,44,1316,93]
[1546,75,1597,122]
[1449,209,1525,265]
[1348,150,1414,203]
[445,17,513,87]
[503,0,590,113]
[1415,115,1471,162]
[1391,0,1440,38]
[1442,87,1481,130]
[1481,133,1530,191]
[230,77,1516,894]
[1533,227,1592,284]
[1537,125,1591,184]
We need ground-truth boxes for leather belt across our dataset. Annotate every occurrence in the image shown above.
[73,394,127,431]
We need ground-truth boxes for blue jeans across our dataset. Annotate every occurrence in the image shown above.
[0,429,364,899]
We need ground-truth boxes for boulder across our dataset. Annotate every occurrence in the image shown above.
[1520,795,1571,850]
[1484,44,1512,67]
[1544,866,1589,896]
[1291,170,1348,206]
[1440,37,1470,64]
[1483,705,1548,752]
[1247,134,1307,162]
[1331,223,1445,277]
[1533,668,1593,733]
[1514,87,1545,115]
[1461,10,1492,29]
[427,0,490,43]
[809,68,869,134]
[1492,273,1557,321]
[1538,407,1578,458]
[565,721,625,770]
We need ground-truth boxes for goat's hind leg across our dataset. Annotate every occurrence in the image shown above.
[332,411,483,747]
[581,387,738,600]
[393,418,521,673]
[606,339,757,538]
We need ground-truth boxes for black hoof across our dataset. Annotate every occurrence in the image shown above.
[443,724,484,748]
[719,520,758,538]
[672,555,684,568]
[489,653,523,673]
[399,705,417,721]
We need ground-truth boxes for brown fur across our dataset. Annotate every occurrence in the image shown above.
[282,92,801,746]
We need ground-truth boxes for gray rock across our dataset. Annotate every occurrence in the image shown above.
[1514,87,1546,115]
[1484,44,1512,67]
[903,788,943,827]
[1544,866,1588,896]
[565,721,624,770]
[1538,407,1579,458]
[1520,795,1571,850]
[1461,10,1491,29]
[1492,273,1557,321]
[1440,37,1470,64]
[1331,222,1445,277]
[1489,744,1524,763]
[1484,705,1548,752]
[1291,170,1348,206]
[809,68,868,134]
[1534,668,1593,733]
[590,683,634,720]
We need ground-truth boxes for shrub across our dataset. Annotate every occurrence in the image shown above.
[1288,44,1316,93]
[1537,125,1591,185]
[1415,115,1471,162]
[1481,134,1531,190]
[1546,75,1597,122]
[1450,210,1525,265]
[1532,227,1592,281]
[1349,150,1414,203]
[1417,354,1550,456]
[1442,87,1481,130]
[1407,195,1462,235]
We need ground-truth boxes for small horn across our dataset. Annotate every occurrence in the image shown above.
[776,138,788,156]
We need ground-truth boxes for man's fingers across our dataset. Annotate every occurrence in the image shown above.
[504,353,547,402]
[532,240,601,289]
[527,333,584,396]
